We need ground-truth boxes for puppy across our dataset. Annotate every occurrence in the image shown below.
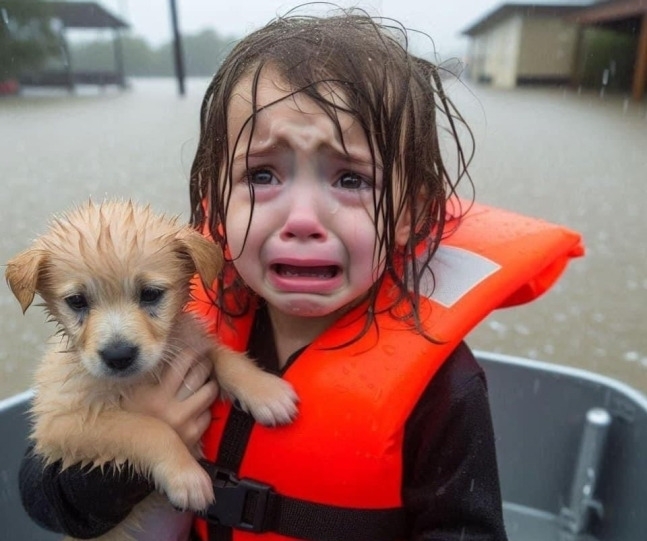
[6,200,298,540]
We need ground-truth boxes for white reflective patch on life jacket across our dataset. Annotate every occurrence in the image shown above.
[418,245,501,307]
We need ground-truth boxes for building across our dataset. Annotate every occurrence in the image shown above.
[463,0,647,99]
[463,2,590,88]
[571,0,647,99]
[1,1,129,91]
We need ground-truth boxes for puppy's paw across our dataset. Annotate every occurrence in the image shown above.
[155,462,214,511]
[236,374,299,426]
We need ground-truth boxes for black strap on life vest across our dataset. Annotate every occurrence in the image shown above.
[200,406,407,541]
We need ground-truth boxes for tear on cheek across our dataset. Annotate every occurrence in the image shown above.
[328,201,340,215]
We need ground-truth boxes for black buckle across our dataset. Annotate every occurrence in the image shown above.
[199,461,271,532]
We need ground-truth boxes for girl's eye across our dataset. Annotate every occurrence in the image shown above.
[247,169,276,185]
[65,294,89,312]
[336,172,371,190]
[140,287,165,305]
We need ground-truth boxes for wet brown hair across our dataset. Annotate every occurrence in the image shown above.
[189,5,474,337]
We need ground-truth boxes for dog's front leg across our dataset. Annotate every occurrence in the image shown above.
[211,345,298,426]
[34,409,214,511]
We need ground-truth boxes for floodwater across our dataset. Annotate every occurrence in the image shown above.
[0,78,646,399]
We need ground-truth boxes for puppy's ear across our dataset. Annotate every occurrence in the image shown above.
[5,248,47,313]
[176,229,223,289]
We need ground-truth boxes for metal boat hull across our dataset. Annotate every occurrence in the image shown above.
[2,352,646,540]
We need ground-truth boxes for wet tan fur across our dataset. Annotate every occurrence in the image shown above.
[5,200,297,541]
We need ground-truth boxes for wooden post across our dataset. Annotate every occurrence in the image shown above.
[571,26,585,89]
[59,28,74,93]
[169,0,186,96]
[112,28,126,88]
[633,14,647,101]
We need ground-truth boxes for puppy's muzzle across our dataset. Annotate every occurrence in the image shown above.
[99,341,140,373]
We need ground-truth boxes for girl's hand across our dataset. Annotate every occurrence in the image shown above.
[121,350,219,450]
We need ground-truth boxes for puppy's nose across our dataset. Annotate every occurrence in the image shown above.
[99,342,139,371]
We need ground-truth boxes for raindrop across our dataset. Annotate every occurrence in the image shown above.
[0,7,8,26]
[382,344,396,356]
[623,351,639,362]
[602,69,609,86]
[487,320,507,337]
[599,69,609,98]
[592,312,605,323]
[513,323,530,336]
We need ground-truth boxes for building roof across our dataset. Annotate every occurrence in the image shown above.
[0,1,129,29]
[568,0,647,24]
[51,1,128,29]
[462,2,592,36]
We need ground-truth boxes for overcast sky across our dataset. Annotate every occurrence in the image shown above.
[97,0,508,58]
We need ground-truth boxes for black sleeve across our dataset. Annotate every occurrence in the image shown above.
[19,445,154,539]
[402,342,508,541]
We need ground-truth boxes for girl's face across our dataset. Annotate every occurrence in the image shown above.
[224,69,407,325]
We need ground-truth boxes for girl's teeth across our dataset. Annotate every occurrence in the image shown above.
[278,265,336,278]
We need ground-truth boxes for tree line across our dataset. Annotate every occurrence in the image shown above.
[69,29,237,78]
[0,0,237,81]
[0,0,59,79]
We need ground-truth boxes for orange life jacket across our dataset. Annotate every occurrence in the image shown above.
[189,201,584,541]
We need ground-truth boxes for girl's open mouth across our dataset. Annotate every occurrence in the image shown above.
[268,263,343,293]
[272,263,340,279]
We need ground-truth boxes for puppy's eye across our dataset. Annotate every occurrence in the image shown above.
[140,287,165,305]
[65,294,89,312]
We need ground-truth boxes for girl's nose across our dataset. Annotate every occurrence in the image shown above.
[279,191,327,242]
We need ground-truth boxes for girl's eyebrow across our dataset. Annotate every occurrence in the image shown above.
[232,140,383,170]
[231,140,283,164]
[332,149,383,170]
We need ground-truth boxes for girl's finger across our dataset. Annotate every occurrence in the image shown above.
[181,380,220,417]
[194,409,213,440]
[181,408,214,450]
[162,349,198,394]
[178,357,212,400]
